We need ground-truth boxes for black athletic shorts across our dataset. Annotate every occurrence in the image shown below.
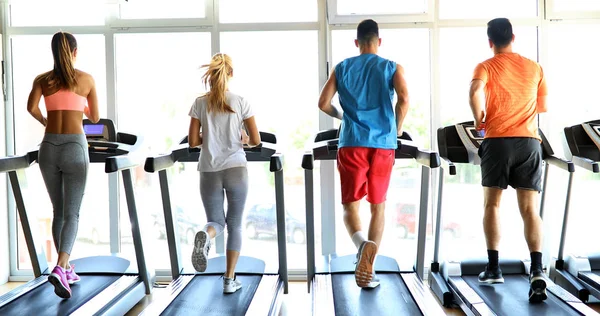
[478,137,543,191]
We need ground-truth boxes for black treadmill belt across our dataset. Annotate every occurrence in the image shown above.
[332,273,423,316]
[162,275,262,316]
[0,275,120,316]
[463,275,579,315]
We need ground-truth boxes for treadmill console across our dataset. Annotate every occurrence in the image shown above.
[84,124,108,141]
[455,122,484,165]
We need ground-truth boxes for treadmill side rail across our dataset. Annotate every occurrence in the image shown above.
[70,275,140,316]
[547,283,600,316]
[0,277,47,309]
[245,275,284,316]
[401,273,446,315]
[448,277,496,316]
[312,275,335,316]
[139,275,195,316]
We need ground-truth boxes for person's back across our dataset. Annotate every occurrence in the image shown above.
[475,53,546,140]
[26,31,100,299]
[336,54,397,149]
[317,19,410,290]
[469,18,549,304]
[188,53,261,295]
[191,91,253,172]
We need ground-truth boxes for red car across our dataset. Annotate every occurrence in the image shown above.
[395,203,461,239]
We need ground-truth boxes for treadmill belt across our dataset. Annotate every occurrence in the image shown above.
[0,275,120,316]
[463,275,579,315]
[162,275,262,316]
[332,273,423,316]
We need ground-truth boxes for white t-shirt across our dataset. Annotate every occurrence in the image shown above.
[188,91,254,172]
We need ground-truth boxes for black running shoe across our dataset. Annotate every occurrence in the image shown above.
[529,269,548,303]
[478,265,504,284]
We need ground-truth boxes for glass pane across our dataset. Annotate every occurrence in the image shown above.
[552,0,600,12]
[439,0,538,19]
[330,29,431,268]
[545,24,600,257]
[438,27,539,262]
[220,0,317,23]
[115,33,211,269]
[10,1,105,26]
[221,31,319,271]
[337,0,426,15]
[12,35,108,270]
[120,0,205,19]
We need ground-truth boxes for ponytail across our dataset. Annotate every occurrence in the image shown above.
[201,53,234,114]
[42,32,77,90]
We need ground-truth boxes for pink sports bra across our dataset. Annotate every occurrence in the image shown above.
[44,90,87,112]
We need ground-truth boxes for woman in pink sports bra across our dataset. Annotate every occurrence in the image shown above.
[26,31,100,299]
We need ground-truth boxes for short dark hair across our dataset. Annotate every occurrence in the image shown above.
[357,19,379,46]
[487,18,513,48]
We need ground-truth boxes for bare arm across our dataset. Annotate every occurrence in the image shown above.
[84,74,100,123]
[318,69,343,120]
[243,116,261,147]
[393,64,409,136]
[27,77,47,127]
[188,117,202,148]
[469,79,486,129]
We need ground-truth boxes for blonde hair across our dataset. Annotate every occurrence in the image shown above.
[41,32,77,90]
[201,53,234,113]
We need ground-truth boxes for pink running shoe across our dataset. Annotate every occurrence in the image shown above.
[48,266,72,299]
[66,264,80,285]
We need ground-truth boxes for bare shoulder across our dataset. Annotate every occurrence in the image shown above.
[75,69,95,84]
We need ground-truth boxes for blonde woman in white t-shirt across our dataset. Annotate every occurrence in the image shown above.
[188,53,260,294]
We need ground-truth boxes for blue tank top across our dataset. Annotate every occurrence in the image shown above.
[335,54,397,149]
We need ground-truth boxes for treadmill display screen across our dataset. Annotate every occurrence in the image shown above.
[84,124,104,136]
[469,128,485,139]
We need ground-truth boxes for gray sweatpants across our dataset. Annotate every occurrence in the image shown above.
[38,133,89,255]
[200,167,248,252]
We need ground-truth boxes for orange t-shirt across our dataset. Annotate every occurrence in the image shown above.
[472,53,548,141]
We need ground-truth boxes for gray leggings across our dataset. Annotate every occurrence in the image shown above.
[200,167,248,252]
[38,133,89,255]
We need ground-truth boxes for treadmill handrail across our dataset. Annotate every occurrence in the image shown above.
[0,151,37,172]
[440,157,456,176]
[571,155,599,173]
[306,137,441,169]
[103,134,146,173]
[545,155,576,173]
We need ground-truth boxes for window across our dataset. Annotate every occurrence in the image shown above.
[438,27,539,262]
[335,0,426,15]
[11,34,108,269]
[219,0,317,23]
[119,0,206,19]
[330,29,431,269]
[10,1,105,27]
[220,30,319,270]
[439,0,538,19]
[550,0,600,12]
[544,24,600,258]
[115,32,211,269]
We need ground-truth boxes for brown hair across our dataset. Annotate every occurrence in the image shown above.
[201,53,234,113]
[40,32,78,90]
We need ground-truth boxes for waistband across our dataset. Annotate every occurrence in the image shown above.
[42,133,88,144]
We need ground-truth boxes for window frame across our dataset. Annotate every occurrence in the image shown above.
[327,0,434,24]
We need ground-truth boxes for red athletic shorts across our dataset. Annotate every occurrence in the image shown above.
[337,147,395,204]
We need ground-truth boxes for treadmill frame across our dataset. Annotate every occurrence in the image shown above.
[140,132,288,316]
[302,129,446,316]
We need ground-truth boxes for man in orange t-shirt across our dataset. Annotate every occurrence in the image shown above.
[469,18,548,303]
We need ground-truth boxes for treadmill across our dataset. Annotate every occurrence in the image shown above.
[549,119,600,303]
[0,119,155,315]
[302,128,446,315]
[140,132,288,316]
[429,121,597,315]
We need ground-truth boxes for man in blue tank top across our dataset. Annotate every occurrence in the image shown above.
[318,19,410,289]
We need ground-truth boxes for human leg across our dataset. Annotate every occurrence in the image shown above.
[222,167,248,281]
[193,171,226,272]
